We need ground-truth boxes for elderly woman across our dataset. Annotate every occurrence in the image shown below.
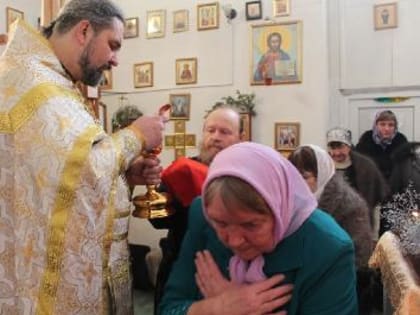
[356,109,408,181]
[160,142,357,315]
[288,144,374,315]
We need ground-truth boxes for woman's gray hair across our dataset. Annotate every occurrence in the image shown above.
[204,176,271,216]
[42,0,124,38]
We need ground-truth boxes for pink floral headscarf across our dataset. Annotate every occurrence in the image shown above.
[202,142,317,284]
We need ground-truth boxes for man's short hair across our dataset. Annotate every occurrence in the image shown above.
[42,0,124,38]
[205,104,243,134]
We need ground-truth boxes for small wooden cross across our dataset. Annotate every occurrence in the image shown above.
[164,121,196,160]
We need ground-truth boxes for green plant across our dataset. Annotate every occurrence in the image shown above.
[112,105,143,132]
[212,90,257,116]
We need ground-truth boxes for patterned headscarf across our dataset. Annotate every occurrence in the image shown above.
[306,145,336,200]
[372,110,398,148]
[202,142,317,284]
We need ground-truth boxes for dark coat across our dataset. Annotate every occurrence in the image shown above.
[319,175,378,314]
[381,142,420,235]
[149,156,205,315]
[349,150,389,227]
[389,142,420,194]
[318,174,373,268]
[355,130,408,180]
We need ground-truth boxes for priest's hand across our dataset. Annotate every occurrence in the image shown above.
[129,104,170,151]
[125,155,162,186]
[130,116,164,151]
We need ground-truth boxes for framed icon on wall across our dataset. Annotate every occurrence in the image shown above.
[374,2,398,30]
[147,10,166,38]
[173,9,189,33]
[124,17,139,39]
[6,7,24,32]
[246,1,262,21]
[274,122,300,151]
[169,93,191,120]
[99,69,112,90]
[197,2,219,31]
[175,58,197,85]
[134,62,153,88]
[250,21,302,85]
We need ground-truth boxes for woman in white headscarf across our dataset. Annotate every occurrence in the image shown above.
[289,144,374,315]
[160,142,357,315]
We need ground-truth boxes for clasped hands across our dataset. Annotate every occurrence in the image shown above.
[194,250,293,315]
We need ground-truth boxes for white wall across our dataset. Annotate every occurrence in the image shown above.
[5,0,419,249]
[105,0,330,163]
[0,0,41,54]
[106,0,330,248]
[339,0,420,89]
[328,0,420,142]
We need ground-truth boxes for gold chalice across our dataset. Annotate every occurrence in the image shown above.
[132,104,174,219]
[132,147,174,219]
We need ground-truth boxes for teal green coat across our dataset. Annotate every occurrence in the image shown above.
[160,198,358,315]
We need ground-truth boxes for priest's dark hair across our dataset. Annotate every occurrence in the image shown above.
[42,0,124,38]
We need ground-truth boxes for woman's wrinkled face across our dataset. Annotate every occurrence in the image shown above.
[206,194,275,260]
[376,119,396,140]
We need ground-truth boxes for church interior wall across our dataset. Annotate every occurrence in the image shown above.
[107,0,330,247]
[2,0,420,249]
[0,0,40,54]
[328,0,420,141]
[105,0,329,167]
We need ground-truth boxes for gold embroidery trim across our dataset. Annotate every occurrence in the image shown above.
[113,232,129,242]
[36,124,101,315]
[19,19,52,51]
[127,125,146,149]
[368,232,420,312]
[114,210,130,219]
[0,82,82,134]
[111,133,125,175]
[102,165,118,312]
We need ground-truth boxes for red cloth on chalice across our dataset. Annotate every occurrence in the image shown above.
[161,157,208,207]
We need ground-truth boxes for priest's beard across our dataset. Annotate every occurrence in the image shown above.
[79,42,110,86]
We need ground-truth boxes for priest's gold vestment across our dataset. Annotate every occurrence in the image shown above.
[0,20,142,314]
